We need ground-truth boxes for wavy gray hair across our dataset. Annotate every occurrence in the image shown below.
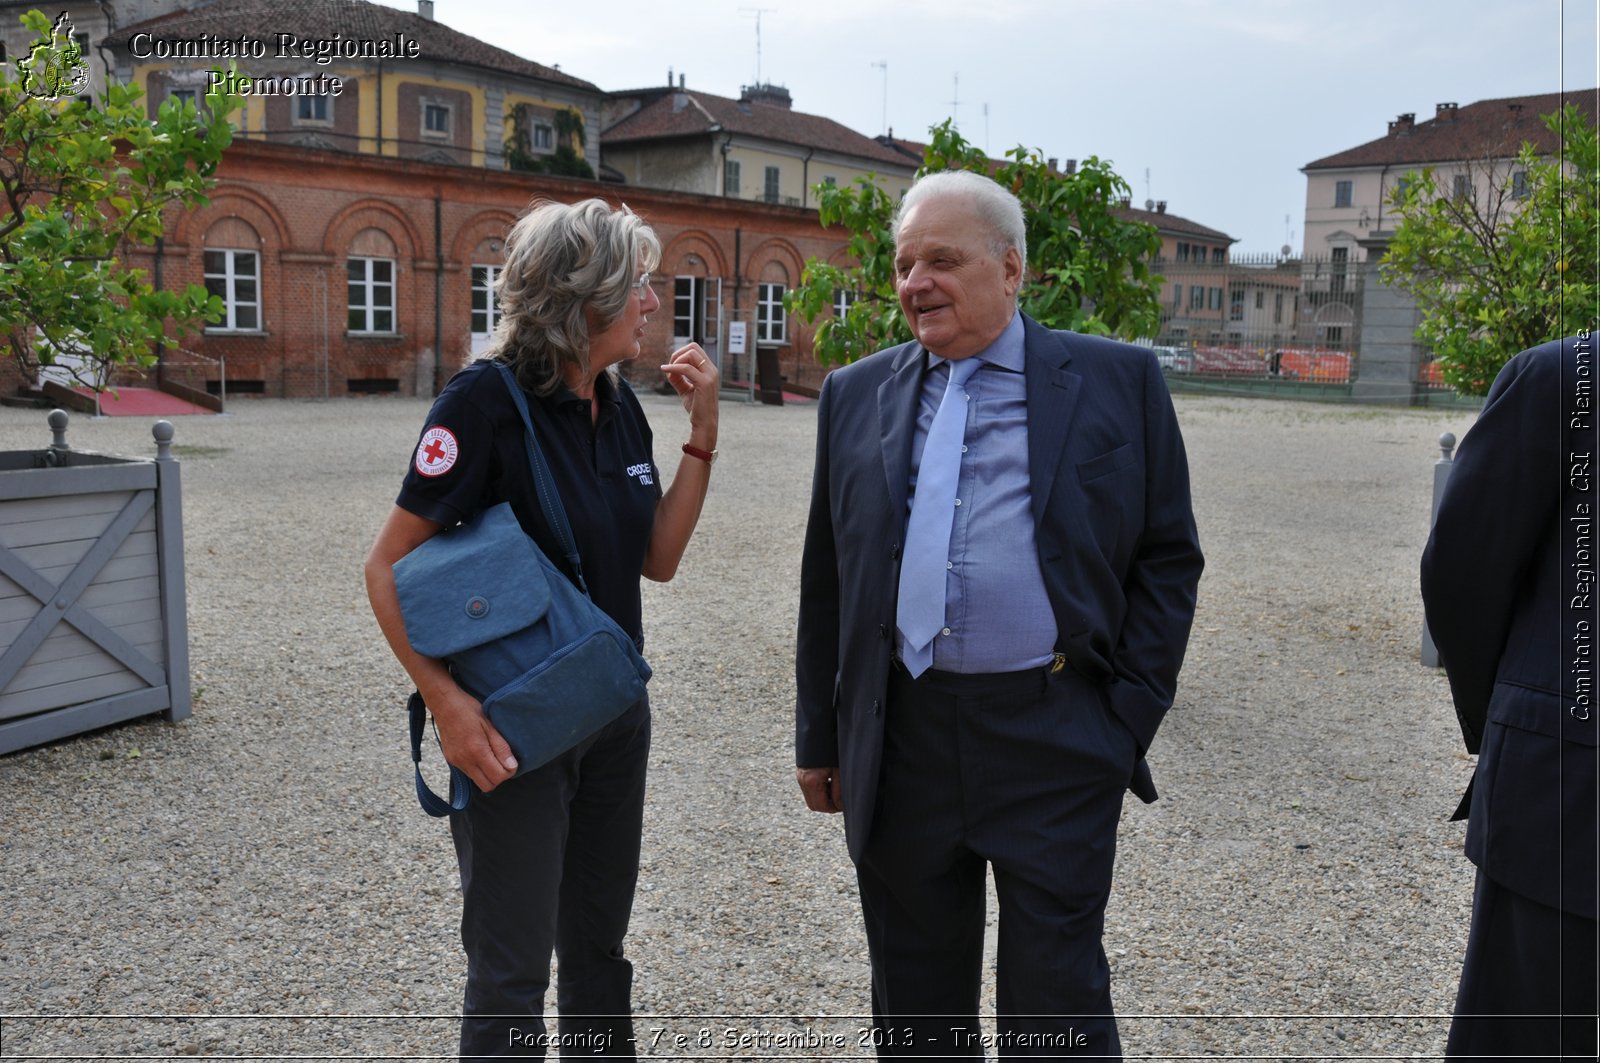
[893,169,1027,265]
[487,198,662,395]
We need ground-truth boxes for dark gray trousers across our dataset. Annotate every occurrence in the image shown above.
[1446,868,1598,1059]
[450,698,650,1060]
[857,664,1131,1059]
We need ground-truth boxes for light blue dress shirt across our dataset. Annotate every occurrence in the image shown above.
[899,311,1059,673]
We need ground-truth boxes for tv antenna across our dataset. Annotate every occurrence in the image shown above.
[739,7,776,86]
[948,71,960,128]
[872,60,888,135]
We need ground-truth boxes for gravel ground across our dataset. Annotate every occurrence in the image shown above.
[0,385,1478,1060]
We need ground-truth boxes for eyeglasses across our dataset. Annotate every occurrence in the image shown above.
[630,272,652,300]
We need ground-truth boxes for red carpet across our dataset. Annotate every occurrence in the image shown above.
[76,387,215,416]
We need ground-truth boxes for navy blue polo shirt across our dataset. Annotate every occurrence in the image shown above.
[397,359,661,644]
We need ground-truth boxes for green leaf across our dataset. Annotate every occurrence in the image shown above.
[0,8,243,388]
[789,121,1163,365]
[1380,102,1598,396]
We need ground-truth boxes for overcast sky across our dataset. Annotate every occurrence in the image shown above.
[387,0,1597,256]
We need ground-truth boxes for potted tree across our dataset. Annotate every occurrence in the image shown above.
[0,10,239,751]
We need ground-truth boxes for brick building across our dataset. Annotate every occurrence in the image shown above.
[130,137,847,399]
[0,0,862,400]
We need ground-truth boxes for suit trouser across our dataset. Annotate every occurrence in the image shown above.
[856,663,1133,1059]
[450,698,651,1061]
[1446,868,1599,1059]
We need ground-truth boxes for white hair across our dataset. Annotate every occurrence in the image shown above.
[893,169,1027,263]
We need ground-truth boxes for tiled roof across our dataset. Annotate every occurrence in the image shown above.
[103,0,598,93]
[1114,203,1234,244]
[1303,89,1598,170]
[603,87,913,169]
[876,133,928,164]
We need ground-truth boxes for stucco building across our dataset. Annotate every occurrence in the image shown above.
[1301,88,1597,265]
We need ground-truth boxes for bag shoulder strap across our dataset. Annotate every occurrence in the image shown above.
[408,691,470,816]
[493,361,591,596]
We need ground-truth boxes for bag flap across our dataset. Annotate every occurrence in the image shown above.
[393,502,551,659]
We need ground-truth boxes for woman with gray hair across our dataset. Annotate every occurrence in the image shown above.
[365,197,718,1059]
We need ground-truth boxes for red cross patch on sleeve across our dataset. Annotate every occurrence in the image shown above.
[414,426,459,477]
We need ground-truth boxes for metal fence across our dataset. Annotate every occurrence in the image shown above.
[1148,254,1367,383]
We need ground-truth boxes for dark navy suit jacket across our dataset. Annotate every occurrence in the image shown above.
[796,316,1205,861]
[1421,335,1599,920]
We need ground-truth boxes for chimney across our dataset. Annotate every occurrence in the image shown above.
[1156,200,1167,214]
[1118,195,1131,208]
[1064,158,1077,175]
[1435,101,1458,121]
[1387,112,1416,135]
[741,83,793,109]
[679,73,685,89]
[418,0,434,19]
[667,66,673,87]
[1047,156,1058,171]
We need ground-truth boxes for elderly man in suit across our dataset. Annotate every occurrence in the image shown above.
[795,169,1204,1058]
[1421,333,1599,1058]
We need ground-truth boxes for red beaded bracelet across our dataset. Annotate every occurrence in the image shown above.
[682,443,717,464]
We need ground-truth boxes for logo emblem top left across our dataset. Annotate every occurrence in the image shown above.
[21,12,90,100]
[415,426,459,477]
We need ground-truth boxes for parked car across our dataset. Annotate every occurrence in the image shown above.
[1152,345,1194,374]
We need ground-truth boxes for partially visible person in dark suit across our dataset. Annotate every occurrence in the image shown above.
[1421,332,1599,1058]
[795,169,1204,1058]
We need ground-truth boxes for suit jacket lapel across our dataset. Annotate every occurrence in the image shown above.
[1024,318,1080,525]
[878,342,926,527]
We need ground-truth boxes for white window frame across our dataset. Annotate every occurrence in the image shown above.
[347,257,396,334]
[832,288,857,319]
[756,282,786,344]
[532,123,554,151]
[203,248,260,332]
[673,276,697,341]
[422,100,451,140]
[470,265,501,337]
[295,93,332,125]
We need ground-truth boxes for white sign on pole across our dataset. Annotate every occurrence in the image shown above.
[727,320,748,355]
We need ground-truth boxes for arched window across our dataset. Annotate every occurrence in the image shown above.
[756,262,789,345]
[348,228,397,334]
[203,217,261,332]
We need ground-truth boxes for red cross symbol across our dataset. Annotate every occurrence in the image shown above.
[415,426,459,477]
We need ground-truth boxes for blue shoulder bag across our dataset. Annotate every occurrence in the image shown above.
[395,362,652,816]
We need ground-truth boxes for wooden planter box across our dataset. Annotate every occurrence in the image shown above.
[0,410,190,754]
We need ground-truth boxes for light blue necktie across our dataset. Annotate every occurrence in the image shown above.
[897,356,981,678]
